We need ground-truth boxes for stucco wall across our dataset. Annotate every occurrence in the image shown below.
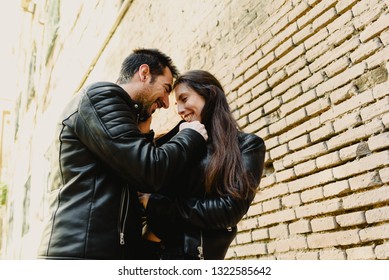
[2,0,389,259]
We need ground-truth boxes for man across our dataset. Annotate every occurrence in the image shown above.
[38,49,208,259]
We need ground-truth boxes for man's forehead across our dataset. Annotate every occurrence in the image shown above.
[162,66,173,79]
[161,68,174,86]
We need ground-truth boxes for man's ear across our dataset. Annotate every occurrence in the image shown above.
[139,64,150,82]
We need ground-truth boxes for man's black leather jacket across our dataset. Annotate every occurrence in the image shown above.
[38,82,206,259]
[146,125,266,259]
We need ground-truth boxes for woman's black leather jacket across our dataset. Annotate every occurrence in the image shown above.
[37,82,206,259]
[146,124,266,259]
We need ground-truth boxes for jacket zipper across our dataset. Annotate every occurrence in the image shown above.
[197,192,207,260]
[118,185,130,245]
[197,230,204,260]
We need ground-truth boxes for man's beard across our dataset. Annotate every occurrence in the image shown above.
[134,93,153,121]
[138,105,152,121]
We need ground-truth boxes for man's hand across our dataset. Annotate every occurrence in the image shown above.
[179,120,208,141]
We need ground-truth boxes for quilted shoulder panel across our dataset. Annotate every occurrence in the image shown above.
[86,82,140,139]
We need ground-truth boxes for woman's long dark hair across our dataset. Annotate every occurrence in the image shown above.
[173,70,256,200]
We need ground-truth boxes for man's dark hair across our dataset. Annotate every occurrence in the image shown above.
[116,48,179,84]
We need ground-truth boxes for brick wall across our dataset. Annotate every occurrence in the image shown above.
[221,0,389,260]
[3,0,388,259]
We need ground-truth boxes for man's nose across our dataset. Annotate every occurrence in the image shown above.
[162,93,169,108]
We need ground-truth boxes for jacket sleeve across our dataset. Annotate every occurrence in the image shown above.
[73,82,206,192]
[146,134,266,230]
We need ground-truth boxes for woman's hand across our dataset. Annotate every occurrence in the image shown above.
[138,192,151,209]
[179,120,208,141]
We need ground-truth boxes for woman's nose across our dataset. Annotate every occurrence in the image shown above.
[177,103,185,116]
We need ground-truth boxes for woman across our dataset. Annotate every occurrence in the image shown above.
[139,70,266,259]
